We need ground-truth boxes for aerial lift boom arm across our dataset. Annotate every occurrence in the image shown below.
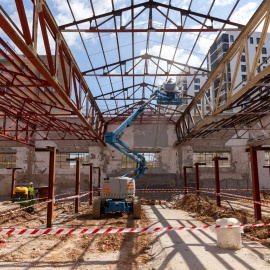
[105,89,175,180]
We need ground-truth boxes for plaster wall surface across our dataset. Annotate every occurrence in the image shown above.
[0,123,179,196]
[178,139,252,190]
[90,123,180,189]
[1,121,269,197]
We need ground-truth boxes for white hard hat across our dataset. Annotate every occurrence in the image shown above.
[29,182,33,185]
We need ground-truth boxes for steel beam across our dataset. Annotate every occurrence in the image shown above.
[213,157,221,207]
[183,166,192,195]
[67,157,81,213]
[59,1,243,30]
[249,146,262,220]
[7,167,22,198]
[47,147,56,228]
[89,163,93,205]
[75,159,80,213]
[82,162,94,205]
[98,167,101,197]
[194,163,206,196]
[175,1,270,143]
[61,28,241,33]
[0,5,106,145]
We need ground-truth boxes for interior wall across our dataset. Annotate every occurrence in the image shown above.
[1,122,270,197]
[178,139,252,190]
[89,123,180,189]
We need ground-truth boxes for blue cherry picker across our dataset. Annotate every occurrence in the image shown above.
[92,80,182,219]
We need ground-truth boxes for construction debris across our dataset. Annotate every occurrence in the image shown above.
[167,194,270,243]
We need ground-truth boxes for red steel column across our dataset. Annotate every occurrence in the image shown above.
[11,169,16,198]
[89,163,93,205]
[195,163,200,196]
[75,159,80,213]
[183,166,187,195]
[98,167,101,196]
[249,146,262,220]
[47,147,56,228]
[214,157,221,207]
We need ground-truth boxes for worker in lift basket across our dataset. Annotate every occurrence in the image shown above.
[28,182,34,199]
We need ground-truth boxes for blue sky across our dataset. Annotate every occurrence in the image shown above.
[0,0,264,113]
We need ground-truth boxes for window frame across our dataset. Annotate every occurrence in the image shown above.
[193,151,231,167]
[56,152,89,168]
[121,151,161,169]
[0,152,16,169]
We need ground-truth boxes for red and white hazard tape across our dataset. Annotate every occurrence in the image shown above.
[136,188,195,193]
[196,189,270,207]
[12,197,48,204]
[199,187,270,191]
[56,192,89,202]
[9,190,92,205]
[136,190,193,193]
[0,222,269,235]
[136,188,194,191]
[0,199,52,217]
[0,193,90,217]
[219,193,270,207]
[55,190,94,198]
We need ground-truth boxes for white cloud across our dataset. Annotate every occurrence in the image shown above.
[197,34,217,55]
[136,44,203,86]
[176,0,190,9]
[214,0,235,7]
[230,2,258,25]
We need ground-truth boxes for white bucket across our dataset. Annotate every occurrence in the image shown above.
[215,218,242,250]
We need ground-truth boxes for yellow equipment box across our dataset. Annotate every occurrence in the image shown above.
[13,187,28,197]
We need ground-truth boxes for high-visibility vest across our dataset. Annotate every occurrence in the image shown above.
[28,186,34,196]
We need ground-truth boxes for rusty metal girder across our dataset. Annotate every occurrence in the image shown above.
[59,1,243,32]
[83,54,209,77]
[175,0,270,143]
[0,1,106,145]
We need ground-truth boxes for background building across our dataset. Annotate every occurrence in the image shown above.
[176,31,270,111]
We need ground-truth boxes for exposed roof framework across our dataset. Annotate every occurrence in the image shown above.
[0,0,269,145]
[0,0,106,145]
[56,0,244,121]
[175,0,270,143]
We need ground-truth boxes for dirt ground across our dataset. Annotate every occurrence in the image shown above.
[0,200,153,269]
[166,193,270,244]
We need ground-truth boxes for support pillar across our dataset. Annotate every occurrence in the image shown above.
[183,166,192,195]
[183,166,187,195]
[11,169,16,198]
[98,167,101,196]
[195,164,200,196]
[47,147,56,228]
[89,163,93,205]
[8,167,22,198]
[194,163,206,196]
[249,146,262,220]
[214,157,221,207]
[75,159,80,213]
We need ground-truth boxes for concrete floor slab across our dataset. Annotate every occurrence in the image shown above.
[144,205,270,270]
